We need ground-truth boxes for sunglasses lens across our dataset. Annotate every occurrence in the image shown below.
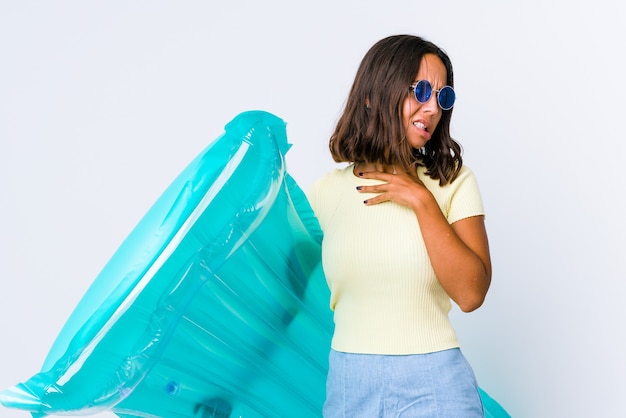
[414,80,432,103]
[437,86,455,110]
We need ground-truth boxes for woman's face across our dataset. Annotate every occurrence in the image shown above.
[402,53,448,149]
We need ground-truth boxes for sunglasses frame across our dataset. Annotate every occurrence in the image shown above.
[410,80,456,111]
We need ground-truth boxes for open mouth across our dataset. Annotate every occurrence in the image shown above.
[413,121,428,132]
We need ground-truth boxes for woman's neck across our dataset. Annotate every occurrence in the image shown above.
[354,161,397,174]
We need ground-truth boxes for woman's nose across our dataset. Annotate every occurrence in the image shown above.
[422,93,440,112]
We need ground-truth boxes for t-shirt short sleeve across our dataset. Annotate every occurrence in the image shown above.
[446,166,485,224]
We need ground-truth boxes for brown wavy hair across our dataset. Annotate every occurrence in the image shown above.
[329,34,462,185]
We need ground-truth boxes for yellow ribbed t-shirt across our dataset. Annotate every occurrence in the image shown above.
[307,164,485,355]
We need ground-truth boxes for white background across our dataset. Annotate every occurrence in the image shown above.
[1,1,625,417]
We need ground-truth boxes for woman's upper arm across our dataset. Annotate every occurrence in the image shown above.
[451,215,492,284]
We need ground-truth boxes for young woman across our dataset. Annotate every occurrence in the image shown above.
[308,34,492,417]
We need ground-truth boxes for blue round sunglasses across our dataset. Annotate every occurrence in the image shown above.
[410,80,455,110]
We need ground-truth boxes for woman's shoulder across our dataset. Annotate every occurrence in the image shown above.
[455,164,477,182]
[418,163,484,219]
[307,164,352,196]
[306,165,354,216]
[417,163,476,187]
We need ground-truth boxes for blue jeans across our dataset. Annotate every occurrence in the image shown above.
[323,348,484,417]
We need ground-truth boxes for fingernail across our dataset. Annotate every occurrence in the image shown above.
[356,186,362,190]
[363,200,368,204]
[358,172,364,177]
